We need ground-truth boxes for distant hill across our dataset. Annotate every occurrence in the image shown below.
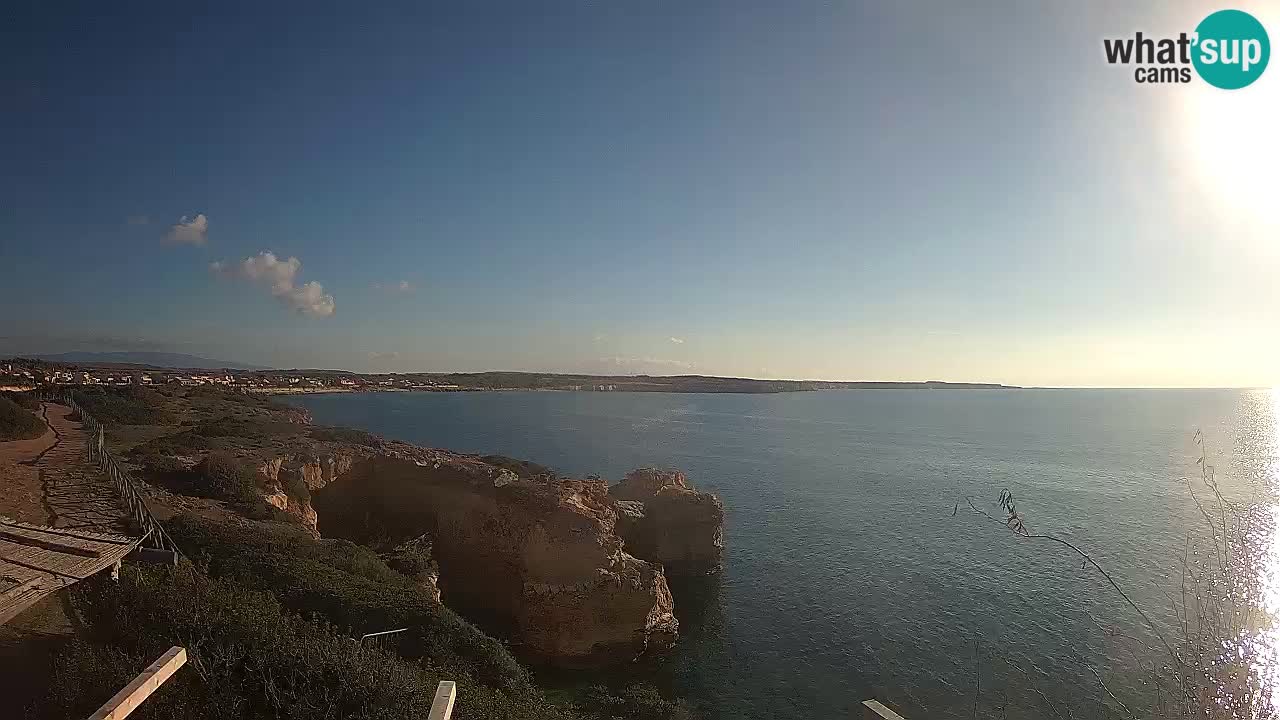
[32,352,268,370]
[399,372,1020,393]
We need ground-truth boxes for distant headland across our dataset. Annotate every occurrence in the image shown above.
[3,357,1019,394]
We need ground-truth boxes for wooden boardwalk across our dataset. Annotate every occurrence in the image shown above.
[0,402,141,625]
[0,517,139,624]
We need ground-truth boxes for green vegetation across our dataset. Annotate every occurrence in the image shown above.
[2,391,41,411]
[167,515,526,689]
[190,451,260,502]
[73,386,175,425]
[190,415,305,440]
[480,455,557,479]
[578,684,696,720]
[38,384,695,720]
[310,425,382,447]
[36,563,571,720]
[383,535,439,584]
[0,396,45,440]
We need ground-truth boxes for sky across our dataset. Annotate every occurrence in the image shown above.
[2,1,1277,387]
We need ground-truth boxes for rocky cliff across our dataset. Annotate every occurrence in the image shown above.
[311,451,678,666]
[256,450,360,536]
[611,469,725,576]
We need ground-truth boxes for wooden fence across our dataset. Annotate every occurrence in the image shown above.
[48,392,180,556]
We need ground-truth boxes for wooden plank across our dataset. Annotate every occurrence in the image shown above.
[0,576,42,602]
[0,518,135,545]
[88,646,187,720]
[0,535,140,626]
[0,584,49,625]
[428,680,457,720]
[862,699,907,720]
[0,529,104,558]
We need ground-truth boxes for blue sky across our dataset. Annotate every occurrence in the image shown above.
[2,1,1277,386]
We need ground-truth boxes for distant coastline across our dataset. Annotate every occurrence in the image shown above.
[4,358,1021,395]
[251,377,1020,395]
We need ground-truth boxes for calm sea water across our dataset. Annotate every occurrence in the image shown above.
[285,389,1280,719]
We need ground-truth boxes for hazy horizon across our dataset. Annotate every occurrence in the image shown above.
[4,1,1278,388]
[9,351,1275,390]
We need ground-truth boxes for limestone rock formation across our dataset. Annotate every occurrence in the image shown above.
[312,452,679,666]
[610,469,725,576]
[257,450,361,535]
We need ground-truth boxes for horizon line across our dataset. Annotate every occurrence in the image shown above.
[11,356,1273,391]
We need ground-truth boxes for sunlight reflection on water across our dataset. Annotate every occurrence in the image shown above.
[1261,389,1280,714]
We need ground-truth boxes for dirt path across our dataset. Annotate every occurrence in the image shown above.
[0,403,130,710]
[33,404,130,534]
[0,403,129,533]
[0,404,58,525]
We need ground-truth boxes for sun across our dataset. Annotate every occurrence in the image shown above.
[1179,78,1280,232]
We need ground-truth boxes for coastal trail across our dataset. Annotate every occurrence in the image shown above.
[0,402,140,707]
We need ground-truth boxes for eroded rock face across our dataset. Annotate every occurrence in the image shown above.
[610,469,725,576]
[313,452,678,666]
[257,450,362,535]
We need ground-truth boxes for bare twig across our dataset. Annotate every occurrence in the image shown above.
[965,495,1181,665]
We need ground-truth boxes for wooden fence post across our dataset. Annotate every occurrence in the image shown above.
[861,700,907,720]
[428,681,456,720]
[87,646,187,720]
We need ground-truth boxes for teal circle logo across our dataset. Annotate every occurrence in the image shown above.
[1193,9,1270,89]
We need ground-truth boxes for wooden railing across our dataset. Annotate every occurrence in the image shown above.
[861,699,907,719]
[50,392,180,556]
[89,646,187,720]
[429,681,456,720]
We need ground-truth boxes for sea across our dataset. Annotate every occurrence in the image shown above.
[283,388,1280,719]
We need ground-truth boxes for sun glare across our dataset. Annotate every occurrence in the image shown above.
[1181,82,1280,235]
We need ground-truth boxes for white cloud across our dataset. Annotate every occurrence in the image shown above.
[669,336,685,344]
[211,251,335,317]
[164,214,208,246]
[368,351,400,361]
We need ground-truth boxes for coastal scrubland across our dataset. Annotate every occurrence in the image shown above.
[18,386,697,720]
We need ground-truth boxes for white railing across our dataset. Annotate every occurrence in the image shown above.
[359,626,409,653]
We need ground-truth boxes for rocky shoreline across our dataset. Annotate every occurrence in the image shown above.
[264,440,724,666]
[112,387,724,668]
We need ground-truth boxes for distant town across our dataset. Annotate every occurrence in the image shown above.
[0,357,1021,394]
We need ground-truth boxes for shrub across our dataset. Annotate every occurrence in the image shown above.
[73,387,174,425]
[0,396,45,440]
[282,470,312,504]
[481,455,556,479]
[310,425,382,447]
[191,451,258,502]
[165,515,529,690]
[385,535,439,584]
[1,391,40,411]
[576,683,696,720]
[34,563,573,720]
[192,416,303,440]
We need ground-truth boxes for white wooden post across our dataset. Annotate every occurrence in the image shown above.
[862,699,907,720]
[428,681,456,720]
[88,646,187,720]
